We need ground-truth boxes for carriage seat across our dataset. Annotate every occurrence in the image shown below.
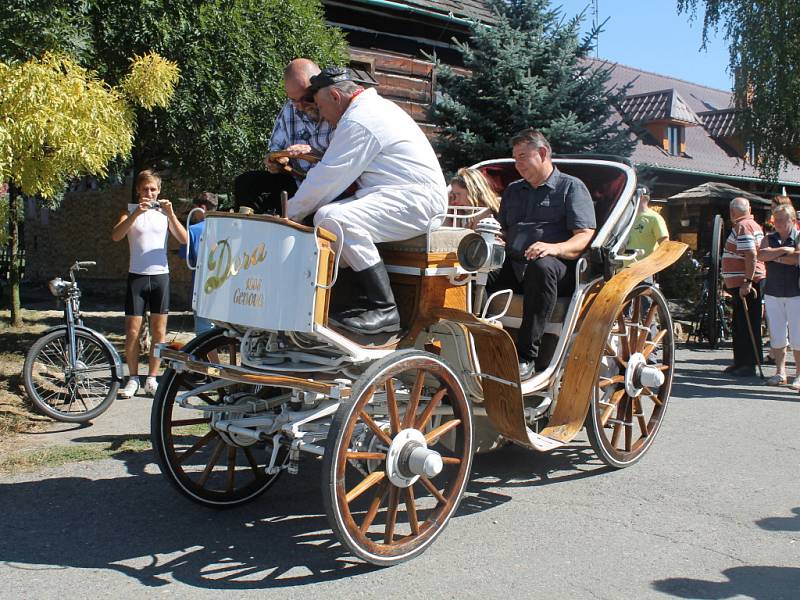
[377,228,472,254]
[486,293,571,325]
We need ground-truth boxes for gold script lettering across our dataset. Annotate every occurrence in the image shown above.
[204,239,267,294]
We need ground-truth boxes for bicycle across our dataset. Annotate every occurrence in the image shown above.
[23,261,124,422]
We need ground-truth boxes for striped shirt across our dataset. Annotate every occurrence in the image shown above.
[268,101,333,176]
[721,215,766,288]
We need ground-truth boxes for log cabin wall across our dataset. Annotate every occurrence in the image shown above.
[322,0,481,135]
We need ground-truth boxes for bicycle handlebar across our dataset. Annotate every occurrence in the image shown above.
[73,261,97,270]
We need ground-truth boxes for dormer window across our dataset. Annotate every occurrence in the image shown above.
[666,125,682,156]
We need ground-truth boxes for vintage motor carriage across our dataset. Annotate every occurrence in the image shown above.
[151,155,687,566]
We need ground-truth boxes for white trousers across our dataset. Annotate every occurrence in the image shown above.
[764,294,800,350]
[313,186,446,272]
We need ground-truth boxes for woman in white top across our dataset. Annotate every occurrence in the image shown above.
[111,170,187,397]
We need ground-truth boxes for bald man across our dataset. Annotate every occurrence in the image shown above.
[234,58,334,214]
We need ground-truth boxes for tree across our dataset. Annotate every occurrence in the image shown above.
[1,1,347,191]
[82,0,347,190]
[677,0,800,179]
[430,0,635,173]
[0,52,178,326]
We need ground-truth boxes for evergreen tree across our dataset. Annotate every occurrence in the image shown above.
[430,0,635,173]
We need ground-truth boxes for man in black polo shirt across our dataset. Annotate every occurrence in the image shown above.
[488,129,596,380]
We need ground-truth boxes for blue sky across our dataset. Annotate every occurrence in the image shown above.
[554,0,732,91]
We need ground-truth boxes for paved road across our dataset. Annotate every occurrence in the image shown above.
[1,346,798,599]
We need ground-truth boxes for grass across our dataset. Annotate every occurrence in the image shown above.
[0,436,153,475]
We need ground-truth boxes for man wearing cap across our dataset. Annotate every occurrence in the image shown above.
[288,66,447,335]
[234,58,333,214]
[179,192,219,335]
[626,187,669,259]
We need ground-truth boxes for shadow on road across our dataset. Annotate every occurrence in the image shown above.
[0,440,606,588]
[756,507,800,532]
[652,566,800,599]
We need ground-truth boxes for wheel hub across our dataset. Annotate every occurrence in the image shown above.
[386,428,443,488]
[625,352,665,397]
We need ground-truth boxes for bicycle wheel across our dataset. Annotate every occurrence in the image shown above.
[23,329,119,423]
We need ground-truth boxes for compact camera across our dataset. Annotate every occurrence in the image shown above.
[457,217,505,273]
[147,200,162,210]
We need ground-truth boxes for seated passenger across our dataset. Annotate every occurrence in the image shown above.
[448,167,500,227]
[287,67,447,336]
[234,58,332,214]
[487,129,596,380]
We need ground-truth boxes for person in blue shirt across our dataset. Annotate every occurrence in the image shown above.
[178,192,218,335]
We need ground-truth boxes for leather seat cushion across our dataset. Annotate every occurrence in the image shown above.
[377,228,472,253]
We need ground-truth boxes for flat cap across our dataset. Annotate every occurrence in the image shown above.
[308,66,353,93]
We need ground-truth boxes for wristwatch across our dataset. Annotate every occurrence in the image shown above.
[743,278,753,283]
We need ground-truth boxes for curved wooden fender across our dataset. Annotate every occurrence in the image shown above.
[540,240,688,444]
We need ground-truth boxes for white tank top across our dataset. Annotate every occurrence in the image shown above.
[126,205,170,275]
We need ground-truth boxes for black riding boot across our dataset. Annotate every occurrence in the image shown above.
[337,262,401,335]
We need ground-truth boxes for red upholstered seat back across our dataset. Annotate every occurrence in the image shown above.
[475,160,628,232]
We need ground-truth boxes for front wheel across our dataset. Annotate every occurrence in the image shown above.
[23,329,119,423]
[322,350,473,566]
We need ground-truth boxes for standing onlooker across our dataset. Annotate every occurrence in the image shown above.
[626,186,669,259]
[179,192,218,335]
[721,197,767,377]
[758,204,800,388]
[769,195,800,231]
[111,170,188,397]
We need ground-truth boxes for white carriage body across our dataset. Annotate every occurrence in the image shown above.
[192,215,328,333]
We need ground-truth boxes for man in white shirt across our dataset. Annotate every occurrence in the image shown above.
[289,67,447,335]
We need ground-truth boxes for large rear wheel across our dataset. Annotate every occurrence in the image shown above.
[322,350,473,566]
[586,284,675,468]
[151,329,287,507]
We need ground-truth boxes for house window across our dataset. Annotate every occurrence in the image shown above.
[745,141,757,164]
[666,125,682,156]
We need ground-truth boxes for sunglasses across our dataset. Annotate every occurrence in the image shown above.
[290,91,315,104]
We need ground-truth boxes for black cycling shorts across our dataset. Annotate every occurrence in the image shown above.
[125,273,170,316]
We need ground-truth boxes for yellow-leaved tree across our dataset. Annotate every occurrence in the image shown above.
[0,52,179,326]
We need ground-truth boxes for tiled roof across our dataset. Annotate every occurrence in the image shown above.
[698,108,738,138]
[589,58,800,184]
[352,0,496,23]
[619,89,701,125]
[668,182,769,205]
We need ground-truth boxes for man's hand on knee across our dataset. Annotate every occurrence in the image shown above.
[524,241,561,261]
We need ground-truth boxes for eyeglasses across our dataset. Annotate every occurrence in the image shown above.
[290,91,315,104]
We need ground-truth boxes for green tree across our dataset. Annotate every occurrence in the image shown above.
[677,0,800,179]
[1,1,347,191]
[430,0,635,173]
[84,0,347,190]
[0,52,178,326]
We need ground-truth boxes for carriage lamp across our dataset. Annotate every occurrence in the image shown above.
[457,217,505,273]
[48,277,69,298]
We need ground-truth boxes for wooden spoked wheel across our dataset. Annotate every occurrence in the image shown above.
[322,350,473,566]
[586,284,675,469]
[151,329,286,507]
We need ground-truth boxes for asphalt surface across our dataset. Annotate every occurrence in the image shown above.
[1,345,798,599]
